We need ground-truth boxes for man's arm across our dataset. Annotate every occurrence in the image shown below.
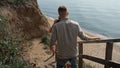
[77,24,100,40]
[49,25,57,52]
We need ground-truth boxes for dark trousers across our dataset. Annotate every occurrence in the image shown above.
[56,57,77,68]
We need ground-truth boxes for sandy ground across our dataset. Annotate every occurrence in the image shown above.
[23,17,120,68]
[23,39,56,68]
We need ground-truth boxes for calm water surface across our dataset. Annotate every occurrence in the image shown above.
[38,0,120,38]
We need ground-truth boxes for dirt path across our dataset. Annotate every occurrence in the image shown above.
[23,38,56,68]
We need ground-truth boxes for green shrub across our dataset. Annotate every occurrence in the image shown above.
[0,15,7,33]
[0,58,24,68]
[7,0,17,4]
[41,34,50,46]
[7,0,29,4]
[0,38,21,62]
[0,15,25,68]
[83,63,94,68]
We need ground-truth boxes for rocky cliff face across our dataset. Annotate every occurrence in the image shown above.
[0,0,50,40]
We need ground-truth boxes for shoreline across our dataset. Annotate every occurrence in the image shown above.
[46,16,104,39]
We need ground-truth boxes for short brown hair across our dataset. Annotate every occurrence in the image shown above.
[58,6,67,14]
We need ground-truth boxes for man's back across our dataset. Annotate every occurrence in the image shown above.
[51,18,87,59]
[50,6,99,68]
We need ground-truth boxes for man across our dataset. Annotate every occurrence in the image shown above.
[50,6,99,68]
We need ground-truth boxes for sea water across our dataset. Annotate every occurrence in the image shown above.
[37,0,120,39]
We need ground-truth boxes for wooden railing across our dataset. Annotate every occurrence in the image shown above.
[78,39,120,68]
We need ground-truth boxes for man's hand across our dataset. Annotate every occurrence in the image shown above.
[89,37,101,40]
[50,46,54,52]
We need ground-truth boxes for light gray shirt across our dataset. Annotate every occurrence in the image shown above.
[50,18,89,59]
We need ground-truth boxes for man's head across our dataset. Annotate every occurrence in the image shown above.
[58,6,68,18]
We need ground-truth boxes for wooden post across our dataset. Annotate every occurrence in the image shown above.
[104,42,113,68]
[79,43,83,68]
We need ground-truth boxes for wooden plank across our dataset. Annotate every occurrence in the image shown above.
[82,55,106,65]
[77,39,120,68]
[79,43,83,68]
[78,39,120,43]
[81,55,120,67]
[109,60,120,68]
[104,42,113,68]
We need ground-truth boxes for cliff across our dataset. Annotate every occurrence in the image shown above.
[0,0,50,40]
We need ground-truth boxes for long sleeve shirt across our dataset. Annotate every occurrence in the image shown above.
[50,18,89,59]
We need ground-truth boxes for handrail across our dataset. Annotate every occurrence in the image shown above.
[79,38,120,43]
[78,39,120,68]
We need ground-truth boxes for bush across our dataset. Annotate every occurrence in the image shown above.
[0,57,24,68]
[0,38,22,63]
[41,34,50,46]
[7,0,29,4]
[83,63,94,68]
[0,15,25,68]
[0,15,7,33]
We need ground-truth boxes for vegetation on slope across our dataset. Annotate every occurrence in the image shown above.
[0,15,25,68]
[0,0,49,67]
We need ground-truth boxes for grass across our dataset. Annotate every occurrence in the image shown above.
[83,63,95,68]
[0,15,26,68]
[7,0,29,4]
[0,15,7,33]
[41,34,50,46]
[41,34,50,50]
